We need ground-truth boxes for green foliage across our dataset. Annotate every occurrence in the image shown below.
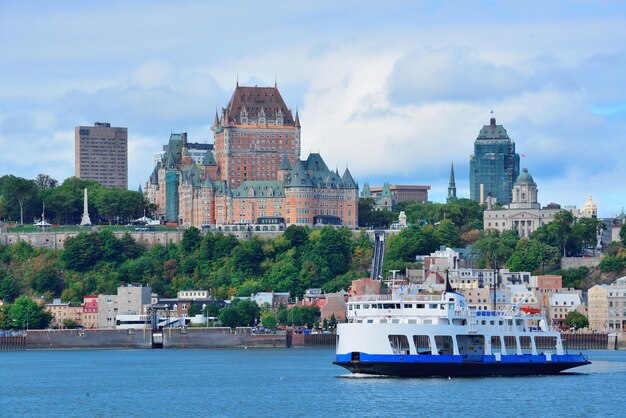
[358,198,396,228]
[599,248,626,273]
[286,305,320,328]
[63,319,79,329]
[5,296,52,329]
[218,299,261,327]
[564,311,589,329]
[203,303,220,318]
[620,224,626,246]
[260,311,277,330]
[181,227,202,254]
[0,269,19,302]
[187,303,201,317]
[506,239,561,273]
[472,229,519,268]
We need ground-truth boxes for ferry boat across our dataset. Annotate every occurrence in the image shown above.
[334,280,590,377]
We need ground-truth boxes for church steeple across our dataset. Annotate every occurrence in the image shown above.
[447,162,457,203]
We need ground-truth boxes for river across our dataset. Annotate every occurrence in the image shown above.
[1,349,624,417]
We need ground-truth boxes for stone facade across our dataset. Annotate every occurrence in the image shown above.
[588,277,626,332]
[483,168,560,236]
[145,85,359,229]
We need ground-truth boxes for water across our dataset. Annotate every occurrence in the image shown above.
[1,349,625,417]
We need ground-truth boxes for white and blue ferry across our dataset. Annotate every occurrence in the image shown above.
[334,281,590,377]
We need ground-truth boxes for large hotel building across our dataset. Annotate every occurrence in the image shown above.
[75,122,128,188]
[145,84,359,229]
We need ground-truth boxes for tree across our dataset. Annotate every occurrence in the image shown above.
[6,296,52,329]
[261,311,277,330]
[1,175,39,224]
[564,311,589,329]
[188,303,201,317]
[35,174,58,190]
[506,239,560,273]
[218,306,241,328]
[472,229,518,269]
[0,269,19,302]
[203,303,220,318]
[621,223,626,246]
[181,226,202,254]
[435,218,459,248]
[63,319,79,329]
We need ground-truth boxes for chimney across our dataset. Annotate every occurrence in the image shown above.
[490,118,496,128]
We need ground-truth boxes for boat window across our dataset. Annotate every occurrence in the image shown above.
[440,304,446,310]
[355,304,360,309]
[348,305,353,310]
[535,336,557,351]
[367,319,373,323]
[363,304,370,309]
[395,304,401,309]
[452,319,466,325]
[388,335,410,355]
[391,319,400,324]
[490,320,495,325]
[435,335,454,355]
[423,319,432,325]
[429,304,438,309]
[413,335,431,354]
[416,304,425,309]
[356,319,363,323]
[491,336,503,354]
[456,334,484,356]
[403,304,413,309]
[408,319,417,324]
[380,319,387,323]
[481,320,486,325]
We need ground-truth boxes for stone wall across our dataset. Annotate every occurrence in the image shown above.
[561,257,602,270]
[24,328,286,350]
[0,230,184,250]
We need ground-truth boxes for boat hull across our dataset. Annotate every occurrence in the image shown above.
[334,353,590,377]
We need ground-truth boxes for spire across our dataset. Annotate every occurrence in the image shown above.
[279,153,291,170]
[138,184,143,194]
[447,162,457,203]
[341,167,357,189]
[295,109,300,127]
[213,110,219,128]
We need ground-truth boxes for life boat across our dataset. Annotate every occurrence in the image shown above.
[520,306,541,314]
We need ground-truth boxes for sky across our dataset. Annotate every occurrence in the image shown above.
[1,1,625,217]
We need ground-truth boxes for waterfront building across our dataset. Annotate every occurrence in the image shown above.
[75,122,128,188]
[144,84,359,229]
[459,288,491,311]
[82,295,98,329]
[97,284,151,329]
[363,183,430,211]
[548,292,584,329]
[483,168,561,236]
[45,299,83,328]
[588,277,626,332]
[469,117,520,205]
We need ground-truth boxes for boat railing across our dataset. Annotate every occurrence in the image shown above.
[349,294,442,303]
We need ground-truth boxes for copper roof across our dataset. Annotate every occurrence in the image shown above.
[225,85,295,125]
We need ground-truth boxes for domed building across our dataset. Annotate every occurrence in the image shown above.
[483,168,561,237]
[580,195,598,218]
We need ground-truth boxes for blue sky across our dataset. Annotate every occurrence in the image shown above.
[1,1,625,217]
